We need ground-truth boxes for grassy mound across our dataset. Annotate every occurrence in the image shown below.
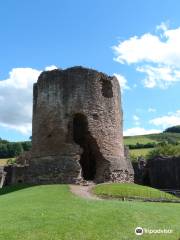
[0,184,180,240]
[93,183,179,201]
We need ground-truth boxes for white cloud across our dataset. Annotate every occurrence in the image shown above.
[113,23,180,89]
[137,65,180,89]
[133,115,140,126]
[150,110,180,129]
[148,107,156,113]
[114,73,130,92]
[133,115,139,121]
[45,65,58,71]
[0,122,32,135]
[123,127,161,136]
[156,22,168,32]
[0,65,57,135]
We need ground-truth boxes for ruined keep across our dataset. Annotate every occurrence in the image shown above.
[25,66,134,184]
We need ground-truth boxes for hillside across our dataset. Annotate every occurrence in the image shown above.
[124,132,180,159]
[0,184,180,240]
[124,132,180,145]
[164,125,180,133]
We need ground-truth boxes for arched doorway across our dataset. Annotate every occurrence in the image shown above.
[73,113,96,180]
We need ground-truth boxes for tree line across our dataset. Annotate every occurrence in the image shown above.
[128,142,157,149]
[0,138,32,158]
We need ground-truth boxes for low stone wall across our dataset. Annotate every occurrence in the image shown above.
[4,165,28,185]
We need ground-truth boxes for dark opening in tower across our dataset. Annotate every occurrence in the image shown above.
[73,113,96,180]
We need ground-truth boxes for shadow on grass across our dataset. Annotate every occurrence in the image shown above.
[0,184,34,196]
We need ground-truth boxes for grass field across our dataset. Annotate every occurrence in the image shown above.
[129,148,154,158]
[93,183,178,201]
[0,158,9,166]
[0,184,180,240]
[124,136,157,145]
[149,132,180,143]
[124,132,180,145]
[124,132,180,159]
[0,158,16,166]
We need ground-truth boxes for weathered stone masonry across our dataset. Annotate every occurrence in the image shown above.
[18,66,134,184]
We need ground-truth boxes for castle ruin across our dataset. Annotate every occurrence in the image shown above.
[5,66,134,185]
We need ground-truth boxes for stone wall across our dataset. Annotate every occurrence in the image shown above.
[0,167,6,188]
[146,156,180,189]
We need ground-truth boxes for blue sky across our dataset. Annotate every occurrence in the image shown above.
[0,0,180,141]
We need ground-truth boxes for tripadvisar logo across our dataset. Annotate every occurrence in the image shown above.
[135,226,173,236]
[135,227,144,235]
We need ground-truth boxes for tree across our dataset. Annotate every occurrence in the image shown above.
[7,143,23,157]
[21,141,32,151]
[164,125,180,133]
[0,144,8,158]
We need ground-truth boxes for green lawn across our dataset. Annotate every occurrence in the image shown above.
[93,183,178,201]
[0,184,179,240]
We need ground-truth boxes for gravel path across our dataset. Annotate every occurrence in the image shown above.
[69,184,101,200]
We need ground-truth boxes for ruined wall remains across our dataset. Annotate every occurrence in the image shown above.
[146,156,180,189]
[133,156,180,190]
[0,167,6,188]
[25,66,134,184]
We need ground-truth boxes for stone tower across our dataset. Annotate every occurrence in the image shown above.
[27,66,134,184]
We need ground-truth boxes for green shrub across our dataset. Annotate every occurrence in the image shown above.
[20,141,32,151]
[7,158,16,165]
[147,144,180,159]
